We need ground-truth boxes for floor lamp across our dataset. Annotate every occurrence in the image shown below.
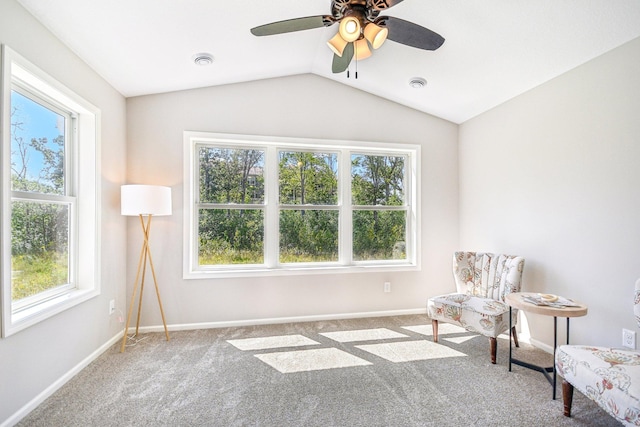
[120,185,172,352]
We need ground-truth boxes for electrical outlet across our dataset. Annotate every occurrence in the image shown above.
[109,299,116,315]
[384,282,391,293]
[623,329,636,349]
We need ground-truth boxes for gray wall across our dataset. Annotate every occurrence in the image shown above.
[125,75,460,328]
[0,0,127,424]
[459,36,640,349]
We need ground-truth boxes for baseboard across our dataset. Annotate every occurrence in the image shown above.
[132,308,428,334]
[1,331,123,427]
[529,337,554,354]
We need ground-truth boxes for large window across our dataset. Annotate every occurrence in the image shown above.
[1,46,100,336]
[183,132,420,278]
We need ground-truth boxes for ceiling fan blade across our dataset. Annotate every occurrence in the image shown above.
[332,42,354,73]
[376,16,445,51]
[251,16,335,36]
[369,0,405,10]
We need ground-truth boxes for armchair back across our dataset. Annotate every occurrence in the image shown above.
[453,252,525,302]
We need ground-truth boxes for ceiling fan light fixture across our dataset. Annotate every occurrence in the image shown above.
[339,16,361,42]
[364,23,388,49]
[327,32,348,57]
[354,38,372,60]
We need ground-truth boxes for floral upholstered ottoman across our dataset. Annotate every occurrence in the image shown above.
[556,345,640,424]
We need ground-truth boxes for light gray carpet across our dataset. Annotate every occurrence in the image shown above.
[19,315,619,426]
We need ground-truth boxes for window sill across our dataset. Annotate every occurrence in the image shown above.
[5,288,99,337]
[184,262,419,280]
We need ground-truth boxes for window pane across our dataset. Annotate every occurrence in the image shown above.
[352,210,406,261]
[279,151,338,205]
[280,210,338,263]
[11,201,70,301]
[10,90,66,195]
[351,154,405,206]
[199,209,264,265]
[199,147,264,204]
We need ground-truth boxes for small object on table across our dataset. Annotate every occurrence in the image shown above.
[520,293,581,308]
[539,293,558,302]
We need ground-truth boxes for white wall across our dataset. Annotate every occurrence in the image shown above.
[0,1,127,424]
[126,75,459,328]
[459,37,640,349]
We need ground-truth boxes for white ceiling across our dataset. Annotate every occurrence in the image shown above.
[16,0,640,123]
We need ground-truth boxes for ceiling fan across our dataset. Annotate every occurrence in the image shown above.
[250,0,445,74]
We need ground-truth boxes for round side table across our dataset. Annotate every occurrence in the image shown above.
[505,292,588,400]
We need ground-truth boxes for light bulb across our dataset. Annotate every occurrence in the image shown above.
[339,16,361,42]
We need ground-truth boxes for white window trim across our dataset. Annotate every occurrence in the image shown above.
[0,45,101,337]
[183,131,420,279]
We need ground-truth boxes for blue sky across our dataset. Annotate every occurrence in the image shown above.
[10,90,65,185]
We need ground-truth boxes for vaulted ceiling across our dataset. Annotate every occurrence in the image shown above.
[16,0,640,123]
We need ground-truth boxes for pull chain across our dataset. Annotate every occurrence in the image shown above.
[352,41,359,79]
[346,41,360,79]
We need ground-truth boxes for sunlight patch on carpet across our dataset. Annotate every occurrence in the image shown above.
[227,335,319,351]
[402,323,469,336]
[443,335,477,344]
[255,348,372,373]
[320,328,408,343]
[356,340,467,362]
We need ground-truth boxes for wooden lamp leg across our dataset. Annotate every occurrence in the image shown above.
[120,216,148,352]
[143,216,170,341]
[135,240,148,336]
[120,214,170,352]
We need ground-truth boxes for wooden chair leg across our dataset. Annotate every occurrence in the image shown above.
[490,337,497,364]
[562,380,574,417]
[432,319,439,343]
[511,326,520,348]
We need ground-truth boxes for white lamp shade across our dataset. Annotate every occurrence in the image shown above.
[354,38,372,60]
[327,32,348,57]
[364,23,388,49]
[121,185,172,216]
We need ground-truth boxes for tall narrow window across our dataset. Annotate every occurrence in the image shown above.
[10,88,74,309]
[351,154,407,261]
[1,46,100,336]
[197,146,265,266]
[279,151,339,263]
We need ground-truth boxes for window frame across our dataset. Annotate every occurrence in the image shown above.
[0,45,101,337]
[183,132,420,279]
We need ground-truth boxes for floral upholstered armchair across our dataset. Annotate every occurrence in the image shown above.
[427,252,525,364]
[555,279,640,425]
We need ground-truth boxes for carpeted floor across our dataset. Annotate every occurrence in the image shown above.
[18,315,619,426]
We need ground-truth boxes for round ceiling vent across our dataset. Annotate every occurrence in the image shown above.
[409,77,427,89]
[192,53,214,66]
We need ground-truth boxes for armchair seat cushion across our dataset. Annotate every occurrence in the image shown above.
[428,293,515,339]
[556,345,640,425]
